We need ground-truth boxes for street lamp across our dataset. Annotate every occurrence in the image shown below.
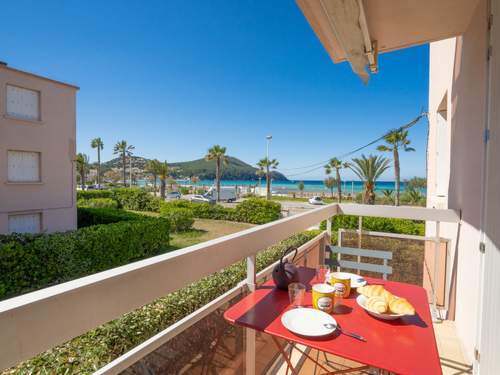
[266,135,272,160]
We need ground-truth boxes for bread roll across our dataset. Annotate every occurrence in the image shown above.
[389,298,415,315]
[366,296,388,313]
[381,289,395,303]
[357,284,385,298]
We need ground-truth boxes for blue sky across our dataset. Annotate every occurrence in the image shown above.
[1,0,429,180]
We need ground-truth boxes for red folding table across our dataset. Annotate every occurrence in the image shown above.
[224,267,442,375]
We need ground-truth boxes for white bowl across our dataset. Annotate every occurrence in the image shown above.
[356,295,405,321]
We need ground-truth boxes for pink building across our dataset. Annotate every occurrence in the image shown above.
[0,63,78,234]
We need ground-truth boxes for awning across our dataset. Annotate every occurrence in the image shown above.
[297,0,480,83]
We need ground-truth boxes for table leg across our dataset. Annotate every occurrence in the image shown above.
[271,337,300,375]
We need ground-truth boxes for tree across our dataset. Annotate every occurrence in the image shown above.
[257,157,279,200]
[297,181,305,197]
[324,177,337,199]
[113,140,135,186]
[324,158,348,203]
[377,129,415,206]
[382,189,395,205]
[145,159,161,196]
[205,145,228,202]
[349,154,390,204]
[405,176,427,191]
[405,187,425,206]
[157,161,169,199]
[75,153,89,189]
[90,138,104,188]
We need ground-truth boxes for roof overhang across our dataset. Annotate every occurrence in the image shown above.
[297,0,480,83]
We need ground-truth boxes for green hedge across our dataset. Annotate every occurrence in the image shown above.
[162,198,282,225]
[77,198,119,209]
[110,188,160,211]
[0,219,170,300]
[10,231,317,374]
[159,206,195,232]
[320,214,425,242]
[77,208,144,228]
[76,190,113,200]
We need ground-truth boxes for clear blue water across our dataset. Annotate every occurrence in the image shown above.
[137,179,424,194]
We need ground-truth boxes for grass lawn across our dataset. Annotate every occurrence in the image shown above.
[170,219,254,249]
[129,211,255,250]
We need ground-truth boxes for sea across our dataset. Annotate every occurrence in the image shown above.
[137,179,425,195]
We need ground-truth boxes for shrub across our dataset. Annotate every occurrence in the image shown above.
[179,186,190,195]
[111,188,157,211]
[234,198,281,224]
[76,190,113,200]
[320,214,424,236]
[77,208,144,228]
[11,231,317,374]
[0,219,170,300]
[77,198,119,209]
[160,206,195,232]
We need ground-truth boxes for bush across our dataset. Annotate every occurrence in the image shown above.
[160,206,195,232]
[77,190,113,200]
[111,188,157,211]
[77,198,119,209]
[234,198,281,224]
[0,219,170,300]
[320,214,424,236]
[179,186,190,195]
[11,231,316,374]
[77,208,145,228]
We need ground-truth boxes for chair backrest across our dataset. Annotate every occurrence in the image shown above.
[326,245,393,280]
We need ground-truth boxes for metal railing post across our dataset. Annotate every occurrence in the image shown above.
[246,254,257,375]
[337,229,342,272]
[432,222,441,321]
[357,216,363,275]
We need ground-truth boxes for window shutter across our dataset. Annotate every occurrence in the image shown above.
[6,85,40,121]
[8,151,41,182]
[8,213,41,234]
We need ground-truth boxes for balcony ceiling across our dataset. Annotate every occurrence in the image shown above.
[297,0,480,82]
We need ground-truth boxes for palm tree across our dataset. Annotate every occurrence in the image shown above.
[157,161,169,199]
[90,138,104,188]
[145,159,161,196]
[113,140,135,186]
[324,177,336,199]
[257,157,279,200]
[377,129,415,206]
[297,181,305,197]
[349,154,391,204]
[324,158,348,203]
[205,145,228,202]
[75,153,89,189]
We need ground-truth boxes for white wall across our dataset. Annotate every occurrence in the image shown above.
[427,0,488,363]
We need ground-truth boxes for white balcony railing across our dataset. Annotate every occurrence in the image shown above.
[0,203,460,373]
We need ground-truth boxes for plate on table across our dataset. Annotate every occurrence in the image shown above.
[281,308,337,337]
[327,271,367,288]
[356,295,405,321]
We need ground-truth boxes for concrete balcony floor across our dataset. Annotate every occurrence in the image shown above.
[273,320,472,375]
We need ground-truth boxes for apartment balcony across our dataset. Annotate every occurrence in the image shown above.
[0,203,469,374]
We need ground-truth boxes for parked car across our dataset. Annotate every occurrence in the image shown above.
[204,186,237,202]
[308,196,324,205]
[166,191,181,200]
[190,194,215,204]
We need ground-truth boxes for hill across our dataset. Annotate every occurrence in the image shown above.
[94,155,288,181]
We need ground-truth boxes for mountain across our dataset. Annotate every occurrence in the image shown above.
[93,155,289,181]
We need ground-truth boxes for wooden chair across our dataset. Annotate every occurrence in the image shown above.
[325,245,393,280]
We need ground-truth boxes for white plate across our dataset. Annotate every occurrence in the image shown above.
[356,295,405,321]
[327,271,367,288]
[281,308,337,337]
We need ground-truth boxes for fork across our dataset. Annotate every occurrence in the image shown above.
[324,323,366,342]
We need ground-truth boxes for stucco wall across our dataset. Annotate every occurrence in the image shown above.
[0,66,77,233]
[427,0,488,362]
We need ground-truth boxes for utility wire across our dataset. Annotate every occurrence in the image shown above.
[280,112,427,178]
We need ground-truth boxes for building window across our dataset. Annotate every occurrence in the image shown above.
[7,150,41,182]
[6,85,40,121]
[8,213,41,234]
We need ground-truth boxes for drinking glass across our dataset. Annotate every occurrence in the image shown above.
[315,264,331,284]
[288,282,306,308]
